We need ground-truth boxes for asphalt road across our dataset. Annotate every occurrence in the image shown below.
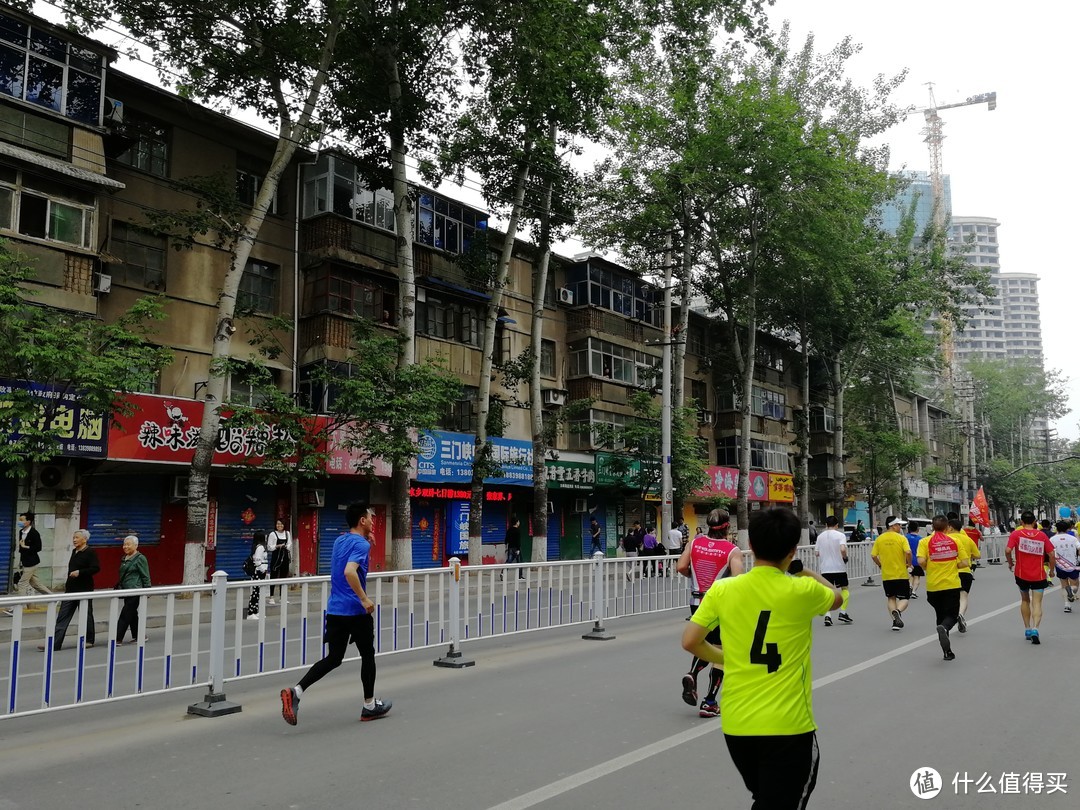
[0,562,1074,809]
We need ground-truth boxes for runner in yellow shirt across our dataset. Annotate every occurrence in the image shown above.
[870,516,912,631]
[916,515,970,661]
[682,508,841,809]
[948,517,981,633]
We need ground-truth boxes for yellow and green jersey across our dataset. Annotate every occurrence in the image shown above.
[871,531,910,581]
[691,565,836,736]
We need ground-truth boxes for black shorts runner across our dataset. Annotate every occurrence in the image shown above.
[882,579,911,599]
[822,571,848,588]
[909,565,925,577]
[959,572,974,593]
[1015,576,1050,591]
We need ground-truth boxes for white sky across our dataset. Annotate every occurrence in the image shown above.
[768,0,1080,439]
[48,0,1078,437]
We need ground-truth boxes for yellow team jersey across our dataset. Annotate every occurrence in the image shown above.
[690,566,836,736]
[917,533,967,591]
[871,531,911,581]
[951,532,981,574]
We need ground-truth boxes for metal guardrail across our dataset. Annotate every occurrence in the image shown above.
[5,536,1004,719]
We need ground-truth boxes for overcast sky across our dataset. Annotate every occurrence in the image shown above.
[68,0,1079,437]
[768,0,1080,439]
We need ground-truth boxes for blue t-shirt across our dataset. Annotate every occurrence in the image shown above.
[326,531,371,616]
[906,532,920,560]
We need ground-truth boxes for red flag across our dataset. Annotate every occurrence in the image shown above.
[969,486,991,527]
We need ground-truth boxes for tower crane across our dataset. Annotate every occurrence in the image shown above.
[915,85,997,229]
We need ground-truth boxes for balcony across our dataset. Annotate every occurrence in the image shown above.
[301,213,397,272]
[567,378,633,406]
[565,308,662,345]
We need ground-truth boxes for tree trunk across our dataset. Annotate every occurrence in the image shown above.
[673,225,693,411]
[469,152,531,565]
[798,330,810,541]
[732,246,758,547]
[831,358,846,523]
[529,124,556,563]
[388,50,417,571]
[182,12,341,585]
[886,371,908,518]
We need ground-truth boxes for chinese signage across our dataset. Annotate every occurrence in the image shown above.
[545,460,595,490]
[446,500,470,556]
[324,423,395,478]
[415,431,533,486]
[108,393,295,467]
[768,473,794,503]
[409,487,513,502]
[594,453,660,494]
[0,378,106,458]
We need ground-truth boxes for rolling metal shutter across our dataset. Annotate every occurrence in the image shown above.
[84,475,162,549]
[1,479,14,593]
[316,482,369,576]
[215,478,278,580]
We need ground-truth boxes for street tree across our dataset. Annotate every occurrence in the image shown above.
[0,240,172,501]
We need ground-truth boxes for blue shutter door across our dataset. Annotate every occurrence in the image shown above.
[84,475,163,548]
[1,478,14,593]
[215,479,278,580]
[316,481,369,576]
[482,503,508,545]
[410,502,439,570]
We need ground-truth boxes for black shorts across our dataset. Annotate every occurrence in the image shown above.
[882,579,911,599]
[959,572,974,593]
[822,571,848,588]
[725,731,819,810]
[909,565,925,577]
[1015,576,1050,592]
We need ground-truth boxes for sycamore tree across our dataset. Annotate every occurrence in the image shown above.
[62,0,346,583]
[0,240,172,502]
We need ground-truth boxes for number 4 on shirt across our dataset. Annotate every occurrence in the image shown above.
[750,610,781,673]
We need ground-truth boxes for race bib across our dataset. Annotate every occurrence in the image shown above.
[1018,536,1045,556]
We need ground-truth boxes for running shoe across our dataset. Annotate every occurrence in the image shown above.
[943,651,956,661]
[823,616,833,627]
[891,609,904,629]
[698,700,719,718]
[681,674,697,706]
[1066,606,1073,614]
[891,617,903,631]
[910,592,919,599]
[1030,630,1041,645]
[837,612,853,624]
[360,698,393,722]
[280,687,300,726]
[936,624,952,658]
[957,614,967,633]
[1024,628,1034,639]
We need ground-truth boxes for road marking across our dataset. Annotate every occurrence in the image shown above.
[485,592,1032,810]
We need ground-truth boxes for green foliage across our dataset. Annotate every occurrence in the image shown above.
[0,240,172,469]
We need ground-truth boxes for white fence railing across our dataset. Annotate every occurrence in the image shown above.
[3,536,1005,720]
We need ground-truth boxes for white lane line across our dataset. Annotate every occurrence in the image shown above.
[484,592,1033,810]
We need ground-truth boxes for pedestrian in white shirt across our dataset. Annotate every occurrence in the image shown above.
[816,516,852,626]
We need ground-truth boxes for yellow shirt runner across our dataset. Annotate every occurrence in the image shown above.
[871,531,910,581]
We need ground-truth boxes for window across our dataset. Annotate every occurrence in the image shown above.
[0,13,104,125]
[416,191,487,254]
[540,339,556,378]
[115,110,168,177]
[236,156,279,215]
[751,387,786,420]
[690,379,708,410]
[755,343,785,372]
[110,222,166,290]
[441,385,478,433]
[237,259,278,314]
[303,266,395,321]
[301,154,395,231]
[568,338,659,386]
[0,169,94,248]
[416,292,482,347]
[227,364,278,407]
[564,262,661,327]
[809,406,835,433]
[716,436,789,472]
[568,409,627,451]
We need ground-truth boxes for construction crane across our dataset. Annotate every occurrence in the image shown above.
[916,85,997,229]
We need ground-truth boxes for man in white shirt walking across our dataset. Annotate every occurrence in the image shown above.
[816,516,853,626]
[663,521,684,576]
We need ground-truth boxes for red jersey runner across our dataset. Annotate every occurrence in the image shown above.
[1007,528,1054,582]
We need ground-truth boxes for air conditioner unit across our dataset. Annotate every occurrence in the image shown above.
[104,96,124,125]
[301,488,326,508]
[95,273,112,294]
[557,287,574,305]
[170,476,189,501]
[541,389,567,408]
[697,409,715,426]
[574,497,588,513]
[38,465,76,490]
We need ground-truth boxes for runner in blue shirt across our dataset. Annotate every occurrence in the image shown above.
[906,523,923,599]
[281,501,392,725]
